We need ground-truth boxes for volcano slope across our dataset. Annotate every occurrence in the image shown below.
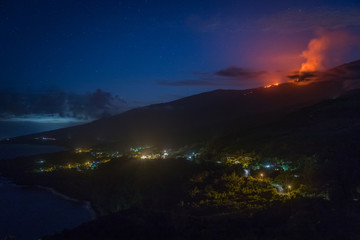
[6,78,348,149]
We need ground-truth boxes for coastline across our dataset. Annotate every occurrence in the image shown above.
[0,175,98,220]
[34,185,98,220]
[0,143,100,220]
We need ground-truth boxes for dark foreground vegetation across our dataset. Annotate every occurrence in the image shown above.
[44,200,359,240]
[1,151,359,239]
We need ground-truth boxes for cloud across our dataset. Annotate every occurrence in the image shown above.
[0,89,127,120]
[258,7,360,33]
[68,89,127,119]
[287,71,320,82]
[158,67,266,87]
[158,79,219,87]
[215,67,266,78]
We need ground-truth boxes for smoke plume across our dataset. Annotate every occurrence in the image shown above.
[300,30,351,73]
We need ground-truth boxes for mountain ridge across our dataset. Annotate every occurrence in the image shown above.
[5,60,360,148]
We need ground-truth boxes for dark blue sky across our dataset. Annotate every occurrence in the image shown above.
[1,0,360,109]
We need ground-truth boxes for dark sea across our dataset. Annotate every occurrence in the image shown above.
[0,121,94,240]
[0,120,80,140]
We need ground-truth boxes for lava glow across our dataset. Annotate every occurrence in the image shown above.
[264,83,279,88]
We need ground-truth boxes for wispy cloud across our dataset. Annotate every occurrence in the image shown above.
[158,79,219,87]
[158,67,266,87]
[215,67,266,78]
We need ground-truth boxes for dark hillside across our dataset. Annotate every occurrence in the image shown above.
[8,80,345,148]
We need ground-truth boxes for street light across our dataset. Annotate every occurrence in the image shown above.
[288,185,291,192]
[260,173,264,181]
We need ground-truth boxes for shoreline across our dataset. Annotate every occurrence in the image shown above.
[0,175,98,220]
[34,185,98,220]
[0,143,100,220]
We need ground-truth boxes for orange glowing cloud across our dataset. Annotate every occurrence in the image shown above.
[299,30,352,73]
[300,35,330,72]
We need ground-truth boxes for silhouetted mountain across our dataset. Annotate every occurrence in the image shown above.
[7,60,360,148]
[324,60,360,90]
[210,87,360,158]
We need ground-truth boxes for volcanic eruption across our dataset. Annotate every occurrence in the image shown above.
[290,30,352,83]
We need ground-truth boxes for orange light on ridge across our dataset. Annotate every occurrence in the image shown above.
[264,83,279,88]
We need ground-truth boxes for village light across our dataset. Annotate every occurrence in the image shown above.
[162,150,169,159]
[244,169,250,177]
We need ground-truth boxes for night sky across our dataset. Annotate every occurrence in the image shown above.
[1,0,360,119]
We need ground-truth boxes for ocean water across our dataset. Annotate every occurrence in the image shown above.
[0,144,67,160]
[0,177,94,240]
[0,120,81,139]
[0,120,81,159]
[0,122,94,240]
